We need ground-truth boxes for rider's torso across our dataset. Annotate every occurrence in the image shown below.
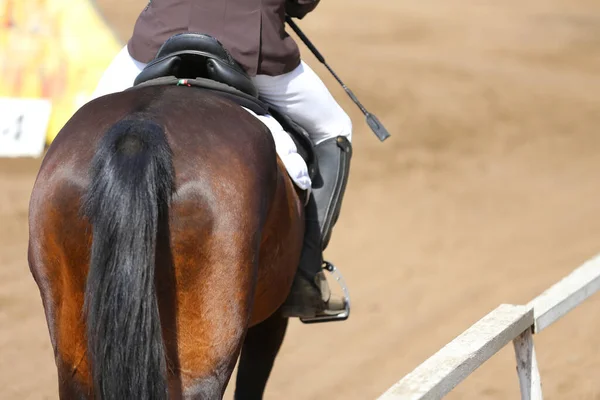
[127,0,301,76]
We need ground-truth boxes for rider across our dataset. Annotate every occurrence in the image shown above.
[92,0,353,320]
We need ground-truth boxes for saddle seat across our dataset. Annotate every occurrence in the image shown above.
[133,33,318,181]
[134,32,257,97]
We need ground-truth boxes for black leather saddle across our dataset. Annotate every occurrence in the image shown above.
[133,33,318,181]
[134,33,257,97]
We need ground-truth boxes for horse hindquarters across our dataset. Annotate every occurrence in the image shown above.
[28,86,304,399]
[28,184,94,398]
[29,117,175,399]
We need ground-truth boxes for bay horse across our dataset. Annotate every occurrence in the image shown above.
[28,84,307,399]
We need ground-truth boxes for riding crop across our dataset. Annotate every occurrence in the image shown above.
[286,16,391,142]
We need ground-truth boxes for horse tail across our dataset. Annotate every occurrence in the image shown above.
[83,119,174,400]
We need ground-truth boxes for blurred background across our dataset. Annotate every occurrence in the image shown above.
[2,0,600,398]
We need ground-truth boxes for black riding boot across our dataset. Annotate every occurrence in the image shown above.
[281,136,352,319]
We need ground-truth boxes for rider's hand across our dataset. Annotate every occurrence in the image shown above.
[285,0,321,19]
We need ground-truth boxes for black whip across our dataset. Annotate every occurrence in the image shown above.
[286,15,391,142]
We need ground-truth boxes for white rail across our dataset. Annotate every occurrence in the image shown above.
[377,253,600,400]
[528,254,600,334]
[378,305,533,400]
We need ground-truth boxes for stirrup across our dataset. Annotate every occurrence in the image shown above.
[300,261,351,324]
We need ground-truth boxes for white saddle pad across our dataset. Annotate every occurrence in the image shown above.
[242,107,311,191]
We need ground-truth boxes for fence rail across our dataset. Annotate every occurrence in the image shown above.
[528,254,600,333]
[377,253,600,400]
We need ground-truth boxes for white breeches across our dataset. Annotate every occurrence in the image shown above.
[91,45,352,190]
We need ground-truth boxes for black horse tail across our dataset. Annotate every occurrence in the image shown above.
[83,119,174,400]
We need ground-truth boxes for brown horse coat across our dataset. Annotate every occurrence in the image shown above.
[29,85,304,398]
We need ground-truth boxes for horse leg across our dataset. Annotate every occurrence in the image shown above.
[234,312,289,400]
[231,159,303,400]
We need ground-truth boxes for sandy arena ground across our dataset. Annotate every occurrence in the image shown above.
[2,0,600,398]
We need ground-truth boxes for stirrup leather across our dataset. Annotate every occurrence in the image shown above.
[300,261,351,324]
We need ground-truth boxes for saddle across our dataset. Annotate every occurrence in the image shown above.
[133,33,318,181]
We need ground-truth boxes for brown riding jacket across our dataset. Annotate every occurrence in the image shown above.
[128,0,320,77]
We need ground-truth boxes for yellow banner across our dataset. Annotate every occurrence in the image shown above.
[0,0,121,144]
